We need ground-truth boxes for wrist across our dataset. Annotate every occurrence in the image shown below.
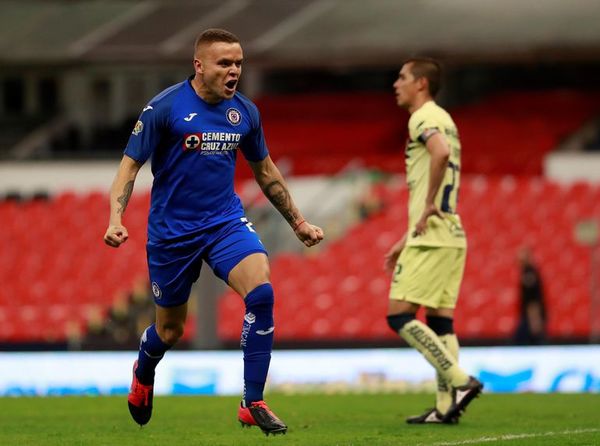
[293,219,306,231]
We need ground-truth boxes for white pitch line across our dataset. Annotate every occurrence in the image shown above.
[421,428,600,446]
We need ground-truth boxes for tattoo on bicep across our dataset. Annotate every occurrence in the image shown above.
[264,181,299,224]
[116,180,134,215]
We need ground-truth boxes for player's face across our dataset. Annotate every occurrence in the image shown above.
[393,63,419,109]
[195,41,243,103]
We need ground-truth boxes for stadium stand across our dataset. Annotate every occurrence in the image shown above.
[256,90,600,177]
[3,87,600,346]
[217,176,600,344]
[0,191,199,344]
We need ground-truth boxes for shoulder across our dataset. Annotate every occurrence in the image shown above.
[146,81,187,112]
[408,105,430,132]
[410,102,446,129]
[428,102,455,126]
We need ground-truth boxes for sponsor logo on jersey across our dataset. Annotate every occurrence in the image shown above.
[244,312,256,324]
[226,108,241,126]
[132,120,144,135]
[183,132,242,154]
[151,281,162,299]
[184,112,198,122]
[183,133,202,150]
[142,105,153,112]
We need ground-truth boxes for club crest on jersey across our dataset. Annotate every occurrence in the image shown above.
[151,282,162,299]
[132,120,144,135]
[226,108,241,126]
[183,133,202,150]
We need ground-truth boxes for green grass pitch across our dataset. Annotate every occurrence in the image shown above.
[1,393,598,445]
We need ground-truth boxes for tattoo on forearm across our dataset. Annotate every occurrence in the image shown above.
[264,181,299,224]
[116,181,134,215]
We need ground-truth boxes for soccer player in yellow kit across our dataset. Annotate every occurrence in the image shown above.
[384,58,482,424]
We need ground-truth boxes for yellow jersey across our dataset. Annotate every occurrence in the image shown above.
[405,101,466,248]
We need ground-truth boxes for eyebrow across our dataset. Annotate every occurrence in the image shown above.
[217,57,243,64]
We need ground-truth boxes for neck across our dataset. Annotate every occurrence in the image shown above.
[408,95,433,114]
[190,75,221,104]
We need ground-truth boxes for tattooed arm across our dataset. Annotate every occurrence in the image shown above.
[249,155,324,247]
[104,155,143,248]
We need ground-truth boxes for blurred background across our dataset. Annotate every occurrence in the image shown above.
[1,0,599,395]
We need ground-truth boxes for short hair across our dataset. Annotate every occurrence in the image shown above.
[194,28,240,54]
[403,57,442,97]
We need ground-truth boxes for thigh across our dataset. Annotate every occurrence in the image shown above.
[227,253,270,298]
[205,217,268,287]
[438,247,466,310]
[388,246,448,308]
[147,240,203,307]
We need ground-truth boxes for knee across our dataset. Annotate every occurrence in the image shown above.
[156,322,184,345]
[387,313,416,333]
[244,283,274,310]
[426,315,454,335]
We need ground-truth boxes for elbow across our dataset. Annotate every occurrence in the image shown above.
[438,150,450,165]
[440,145,451,160]
[254,171,270,188]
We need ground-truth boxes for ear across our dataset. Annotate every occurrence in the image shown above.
[193,57,203,75]
[416,76,428,93]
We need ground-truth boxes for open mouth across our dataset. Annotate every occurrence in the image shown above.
[225,80,237,91]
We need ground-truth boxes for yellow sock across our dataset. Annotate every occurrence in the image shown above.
[399,320,469,388]
[436,333,460,414]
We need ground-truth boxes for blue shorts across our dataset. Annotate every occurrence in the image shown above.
[146,217,268,307]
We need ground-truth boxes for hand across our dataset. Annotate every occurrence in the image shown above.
[413,203,444,237]
[384,238,406,273]
[104,224,129,248]
[294,222,324,247]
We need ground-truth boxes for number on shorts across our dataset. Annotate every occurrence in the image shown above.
[241,217,255,233]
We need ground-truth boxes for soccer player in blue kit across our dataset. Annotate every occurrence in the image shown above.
[103,28,324,435]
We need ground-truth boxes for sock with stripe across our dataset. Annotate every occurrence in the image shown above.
[241,283,275,406]
[426,315,459,414]
[394,317,469,387]
[135,324,172,385]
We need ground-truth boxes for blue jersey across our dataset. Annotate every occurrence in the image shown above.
[124,77,269,243]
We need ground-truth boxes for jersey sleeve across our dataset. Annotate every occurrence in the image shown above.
[239,103,269,162]
[409,107,441,144]
[124,103,170,164]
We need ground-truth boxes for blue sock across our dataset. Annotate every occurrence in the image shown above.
[136,324,171,385]
[240,283,274,406]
